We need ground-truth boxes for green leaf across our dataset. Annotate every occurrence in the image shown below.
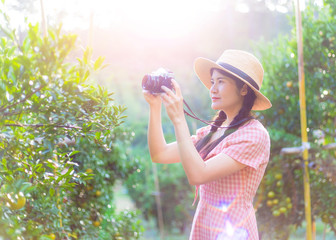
[66,161,79,167]
[2,158,8,171]
[95,131,101,139]
[83,47,92,65]
[49,188,55,197]
[69,150,80,157]
[83,70,90,80]
[93,56,105,71]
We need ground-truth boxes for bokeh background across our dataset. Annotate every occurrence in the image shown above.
[1,0,336,239]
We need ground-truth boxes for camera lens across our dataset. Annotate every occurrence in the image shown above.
[142,68,174,94]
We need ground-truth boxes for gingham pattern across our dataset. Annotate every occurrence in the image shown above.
[189,119,270,240]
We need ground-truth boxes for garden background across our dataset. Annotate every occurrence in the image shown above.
[1,0,336,239]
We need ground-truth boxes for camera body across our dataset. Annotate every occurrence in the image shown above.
[142,68,174,94]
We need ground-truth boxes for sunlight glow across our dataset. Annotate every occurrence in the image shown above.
[235,3,249,13]
[225,221,234,236]
[45,0,223,39]
[215,221,249,240]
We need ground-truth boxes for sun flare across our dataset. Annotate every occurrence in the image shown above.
[45,0,223,39]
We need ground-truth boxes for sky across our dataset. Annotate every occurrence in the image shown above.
[0,0,306,39]
[1,0,324,41]
[4,0,223,39]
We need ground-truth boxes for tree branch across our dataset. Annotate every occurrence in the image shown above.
[328,217,336,236]
[4,123,82,130]
[2,109,23,117]
[0,84,45,113]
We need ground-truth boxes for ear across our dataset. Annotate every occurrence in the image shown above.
[240,84,248,96]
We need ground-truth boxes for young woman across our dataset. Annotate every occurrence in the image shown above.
[143,50,272,240]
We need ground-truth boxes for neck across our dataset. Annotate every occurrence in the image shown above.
[222,106,242,127]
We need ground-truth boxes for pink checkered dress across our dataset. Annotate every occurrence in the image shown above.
[190,119,270,240]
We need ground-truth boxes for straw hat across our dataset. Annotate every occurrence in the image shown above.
[194,49,272,111]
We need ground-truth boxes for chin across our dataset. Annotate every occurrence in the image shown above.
[211,104,222,110]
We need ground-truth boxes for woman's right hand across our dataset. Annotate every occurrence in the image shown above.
[143,90,162,108]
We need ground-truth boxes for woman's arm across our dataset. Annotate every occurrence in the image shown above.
[144,91,181,164]
[161,80,246,185]
[173,119,246,185]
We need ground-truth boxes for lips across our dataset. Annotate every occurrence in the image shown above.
[211,97,220,101]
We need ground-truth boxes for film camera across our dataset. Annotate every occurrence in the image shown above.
[142,68,174,94]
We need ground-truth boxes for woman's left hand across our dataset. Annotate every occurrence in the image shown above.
[160,79,185,125]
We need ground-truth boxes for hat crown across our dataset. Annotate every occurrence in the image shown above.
[216,50,264,89]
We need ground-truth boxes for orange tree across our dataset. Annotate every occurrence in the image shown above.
[0,8,143,240]
[254,2,336,239]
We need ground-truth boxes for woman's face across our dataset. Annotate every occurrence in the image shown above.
[210,69,246,111]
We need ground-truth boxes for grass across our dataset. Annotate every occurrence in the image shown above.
[288,220,335,240]
[113,180,135,213]
[138,218,188,240]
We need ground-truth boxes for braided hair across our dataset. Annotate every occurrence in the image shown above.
[195,68,257,158]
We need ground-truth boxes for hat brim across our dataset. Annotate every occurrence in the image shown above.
[194,57,272,111]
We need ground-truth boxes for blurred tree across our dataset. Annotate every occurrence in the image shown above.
[254,1,336,239]
[4,0,37,14]
[0,3,143,239]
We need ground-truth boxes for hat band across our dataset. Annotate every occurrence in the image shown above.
[217,61,260,90]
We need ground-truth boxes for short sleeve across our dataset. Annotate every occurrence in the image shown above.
[220,126,270,170]
[190,125,211,145]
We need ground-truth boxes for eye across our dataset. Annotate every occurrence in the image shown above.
[210,79,215,85]
[218,79,227,84]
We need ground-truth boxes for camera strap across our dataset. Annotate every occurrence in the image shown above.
[182,100,254,129]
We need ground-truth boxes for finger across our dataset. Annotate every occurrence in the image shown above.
[171,79,182,97]
[161,86,175,97]
[143,90,159,97]
[160,93,172,103]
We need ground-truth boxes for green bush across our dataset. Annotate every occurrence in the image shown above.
[255,2,336,239]
[0,7,143,239]
[125,155,195,234]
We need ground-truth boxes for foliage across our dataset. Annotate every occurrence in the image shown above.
[0,6,143,239]
[254,2,336,239]
[125,154,195,234]
[100,208,144,240]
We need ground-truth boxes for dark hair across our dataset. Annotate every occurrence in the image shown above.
[195,68,257,159]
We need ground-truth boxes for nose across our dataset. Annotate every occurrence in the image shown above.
[210,82,218,93]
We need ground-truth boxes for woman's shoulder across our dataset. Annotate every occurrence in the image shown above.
[195,125,211,137]
[233,119,270,142]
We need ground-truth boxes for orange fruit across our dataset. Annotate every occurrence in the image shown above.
[273,210,280,217]
[93,221,101,227]
[267,191,275,198]
[286,81,293,88]
[8,193,26,210]
[49,233,56,240]
[279,207,287,213]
